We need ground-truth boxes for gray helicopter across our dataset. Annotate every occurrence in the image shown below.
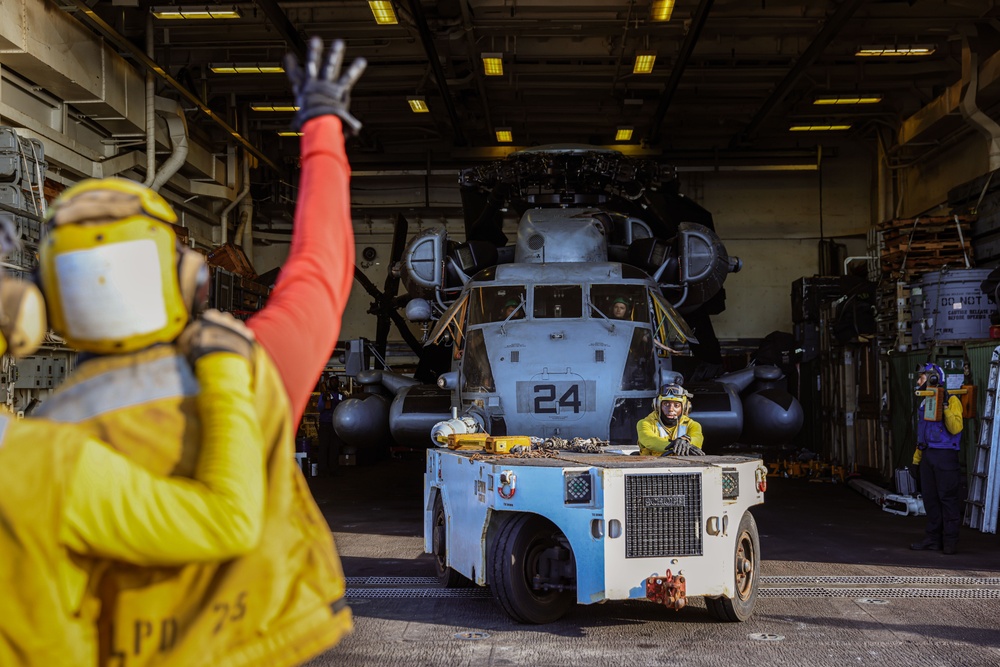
[335,146,803,451]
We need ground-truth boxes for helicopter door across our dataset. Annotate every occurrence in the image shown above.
[650,290,699,354]
[427,292,470,357]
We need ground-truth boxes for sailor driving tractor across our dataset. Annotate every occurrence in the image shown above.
[637,383,705,456]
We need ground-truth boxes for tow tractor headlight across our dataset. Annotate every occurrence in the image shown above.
[564,471,593,505]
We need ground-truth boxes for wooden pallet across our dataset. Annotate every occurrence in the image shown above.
[875,215,976,234]
[881,248,973,270]
[884,239,970,253]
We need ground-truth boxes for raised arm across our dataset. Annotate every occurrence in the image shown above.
[60,317,265,565]
[248,38,366,423]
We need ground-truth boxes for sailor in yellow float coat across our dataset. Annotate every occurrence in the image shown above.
[637,384,705,456]
[0,336,264,666]
[32,39,361,667]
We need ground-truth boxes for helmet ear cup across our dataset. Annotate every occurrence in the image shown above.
[177,245,209,317]
[0,280,47,357]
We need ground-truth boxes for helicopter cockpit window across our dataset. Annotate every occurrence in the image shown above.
[620,328,656,390]
[533,285,583,319]
[461,329,496,393]
[589,284,648,322]
[467,285,527,325]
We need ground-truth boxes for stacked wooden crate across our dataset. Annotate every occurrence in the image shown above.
[876,215,975,351]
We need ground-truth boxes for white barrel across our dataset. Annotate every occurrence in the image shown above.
[912,268,992,348]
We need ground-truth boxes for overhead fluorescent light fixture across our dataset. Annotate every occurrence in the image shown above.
[408,96,429,113]
[496,127,513,143]
[369,1,398,25]
[650,0,675,21]
[276,131,304,137]
[855,45,935,57]
[789,124,852,131]
[210,64,284,74]
[151,5,241,19]
[633,52,656,74]
[615,126,634,141]
[813,95,882,105]
[482,53,504,76]
[250,103,300,112]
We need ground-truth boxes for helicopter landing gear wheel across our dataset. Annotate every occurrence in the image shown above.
[706,511,760,622]
[432,494,466,588]
[489,514,575,624]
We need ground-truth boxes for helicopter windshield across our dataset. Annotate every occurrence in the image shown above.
[589,284,647,322]
[468,285,527,325]
[533,285,583,319]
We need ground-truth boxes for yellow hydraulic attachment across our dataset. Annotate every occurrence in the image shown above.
[485,435,532,454]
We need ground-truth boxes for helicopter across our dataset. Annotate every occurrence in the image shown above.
[334,146,803,451]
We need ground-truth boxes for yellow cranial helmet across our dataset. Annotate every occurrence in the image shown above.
[38,178,207,354]
[655,383,691,416]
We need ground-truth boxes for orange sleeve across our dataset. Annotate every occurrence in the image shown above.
[248,115,355,423]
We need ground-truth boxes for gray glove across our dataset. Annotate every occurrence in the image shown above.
[669,437,705,457]
[177,309,255,364]
[285,37,367,135]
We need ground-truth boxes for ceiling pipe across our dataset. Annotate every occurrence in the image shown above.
[458,0,494,136]
[959,28,1000,172]
[609,0,635,95]
[252,0,308,60]
[149,97,190,192]
[239,192,254,263]
[731,0,866,147]
[61,0,279,172]
[648,0,714,144]
[143,11,156,186]
[221,152,251,246]
[403,0,468,146]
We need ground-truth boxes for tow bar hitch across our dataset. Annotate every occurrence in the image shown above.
[645,570,686,610]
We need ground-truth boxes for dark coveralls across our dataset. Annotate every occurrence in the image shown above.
[916,395,963,550]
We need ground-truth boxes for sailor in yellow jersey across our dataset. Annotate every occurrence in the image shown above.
[32,38,363,667]
[637,383,706,456]
[0,265,265,667]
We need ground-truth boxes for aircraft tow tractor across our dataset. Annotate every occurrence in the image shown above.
[425,436,767,624]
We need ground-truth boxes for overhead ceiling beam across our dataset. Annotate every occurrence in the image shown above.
[648,0,715,144]
[61,0,279,172]
[252,0,308,60]
[731,0,868,148]
[403,0,467,146]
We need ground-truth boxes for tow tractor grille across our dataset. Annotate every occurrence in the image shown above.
[625,473,702,558]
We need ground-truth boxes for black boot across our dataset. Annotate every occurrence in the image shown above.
[910,538,942,551]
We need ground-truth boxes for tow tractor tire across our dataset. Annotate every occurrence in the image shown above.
[706,511,760,622]
[489,514,574,624]
[432,494,467,588]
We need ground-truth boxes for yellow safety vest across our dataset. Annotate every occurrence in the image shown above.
[38,344,351,667]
